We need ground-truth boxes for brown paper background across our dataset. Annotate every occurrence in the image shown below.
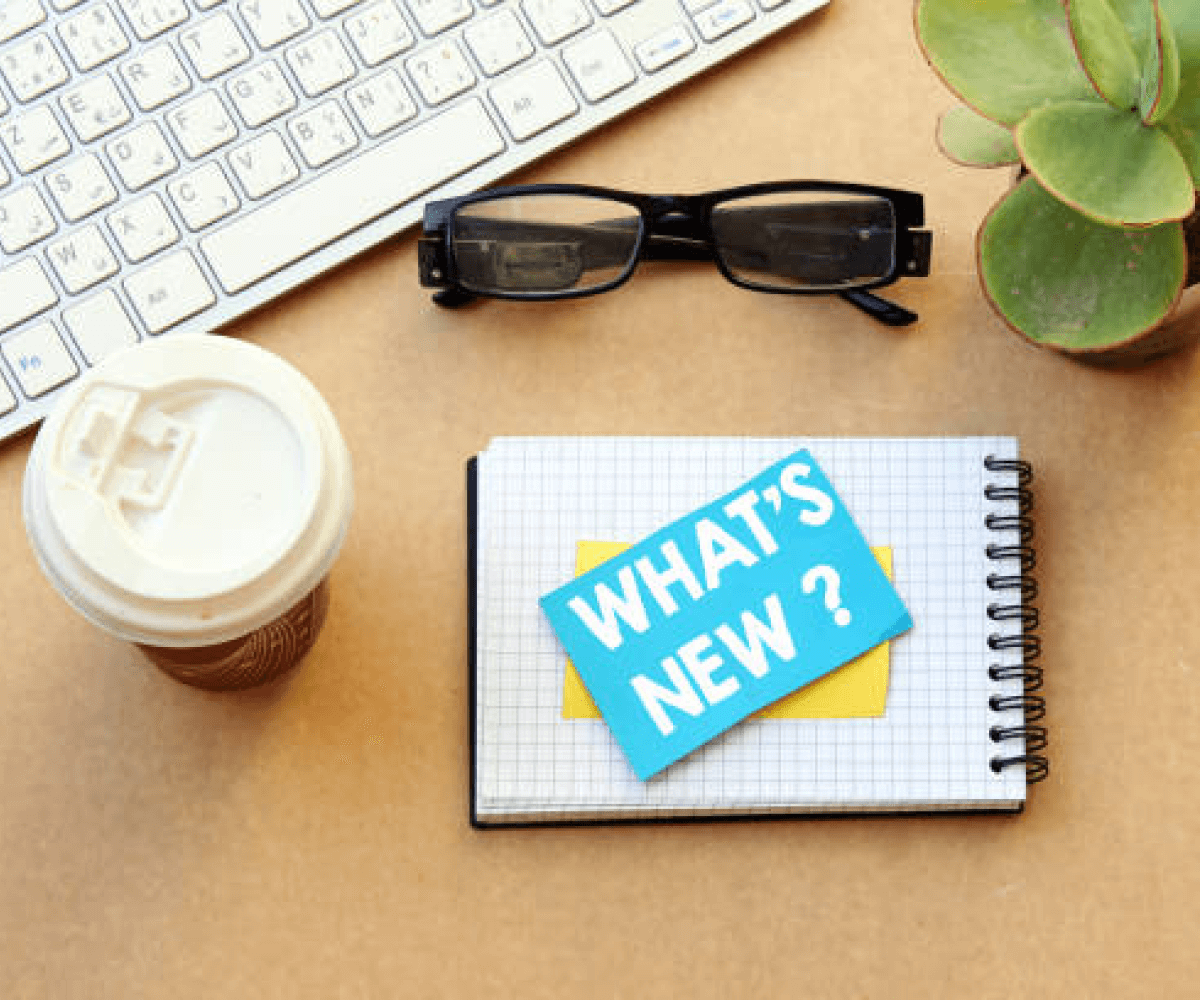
[3,1,1199,995]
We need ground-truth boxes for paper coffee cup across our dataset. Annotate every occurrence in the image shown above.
[23,336,354,690]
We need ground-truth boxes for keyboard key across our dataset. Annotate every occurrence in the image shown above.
[107,122,178,190]
[117,0,190,40]
[62,289,140,364]
[563,29,635,102]
[593,0,637,14]
[464,9,534,76]
[201,98,505,293]
[168,162,240,229]
[1,32,68,100]
[692,0,752,40]
[490,59,577,141]
[179,12,251,80]
[0,258,58,332]
[49,0,88,10]
[406,0,472,37]
[228,131,299,198]
[46,224,120,293]
[60,74,132,142]
[107,192,179,261]
[240,0,310,48]
[406,40,474,105]
[312,0,362,15]
[286,29,356,96]
[0,374,15,415]
[0,186,57,252]
[45,154,119,221]
[2,322,78,397]
[344,0,414,66]
[227,61,297,127]
[634,22,694,72]
[166,91,238,158]
[522,0,591,46]
[58,4,130,71]
[1,105,70,173]
[288,100,359,167]
[346,69,417,137]
[0,0,47,45]
[120,44,191,110]
[124,250,216,333]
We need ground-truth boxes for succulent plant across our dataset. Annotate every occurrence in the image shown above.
[916,0,1200,363]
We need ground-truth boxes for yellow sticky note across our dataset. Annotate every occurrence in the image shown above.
[562,541,894,720]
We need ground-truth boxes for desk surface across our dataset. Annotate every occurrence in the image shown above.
[3,1,1198,996]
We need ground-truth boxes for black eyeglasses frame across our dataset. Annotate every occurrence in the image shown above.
[417,181,932,326]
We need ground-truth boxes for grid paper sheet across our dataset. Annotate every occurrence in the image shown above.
[474,437,1029,821]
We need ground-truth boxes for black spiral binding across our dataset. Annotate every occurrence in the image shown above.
[983,456,1049,784]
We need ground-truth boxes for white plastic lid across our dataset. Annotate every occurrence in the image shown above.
[24,336,354,647]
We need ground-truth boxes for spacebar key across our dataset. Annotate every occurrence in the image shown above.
[200,100,506,294]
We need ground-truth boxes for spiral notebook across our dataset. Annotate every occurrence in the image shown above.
[468,437,1047,827]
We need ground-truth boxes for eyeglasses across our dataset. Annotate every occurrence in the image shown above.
[418,182,932,326]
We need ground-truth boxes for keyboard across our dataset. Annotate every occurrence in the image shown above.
[0,0,828,444]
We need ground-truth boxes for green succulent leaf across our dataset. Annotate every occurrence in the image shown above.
[1108,0,1160,110]
[978,177,1186,350]
[1158,0,1200,181]
[937,106,1020,167]
[1067,0,1142,109]
[1109,0,1155,50]
[915,0,1097,126]
[1015,100,1195,225]
[1144,3,1182,122]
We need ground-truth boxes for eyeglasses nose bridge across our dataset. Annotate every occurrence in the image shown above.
[643,196,709,241]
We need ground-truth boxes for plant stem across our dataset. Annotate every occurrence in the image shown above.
[1185,209,1200,289]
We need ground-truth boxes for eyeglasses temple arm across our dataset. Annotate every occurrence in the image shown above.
[839,289,918,326]
[844,227,929,326]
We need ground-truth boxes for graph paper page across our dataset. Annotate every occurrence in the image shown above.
[473,437,1029,821]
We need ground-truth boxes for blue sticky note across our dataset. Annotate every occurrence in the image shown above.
[539,450,913,780]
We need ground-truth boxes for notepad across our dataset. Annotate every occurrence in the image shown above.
[469,437,1048,826]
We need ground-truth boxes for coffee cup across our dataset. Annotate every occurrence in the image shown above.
[23,335,354,690]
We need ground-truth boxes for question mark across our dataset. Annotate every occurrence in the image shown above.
[802,565,852,627]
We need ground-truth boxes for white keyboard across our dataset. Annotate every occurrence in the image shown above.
[0,0,828,443]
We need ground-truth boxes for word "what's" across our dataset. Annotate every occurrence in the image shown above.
[567,462,833,652]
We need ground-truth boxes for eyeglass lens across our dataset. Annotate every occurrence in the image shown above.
[451,194,643,296]
[710,191,897,291]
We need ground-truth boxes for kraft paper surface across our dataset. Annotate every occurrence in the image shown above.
[2,0,1199,996]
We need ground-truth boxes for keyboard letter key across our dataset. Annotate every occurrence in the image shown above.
[47,224,120,293]
[0,186,57,253]
[179,13,251,80]
[107,192,179,261]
